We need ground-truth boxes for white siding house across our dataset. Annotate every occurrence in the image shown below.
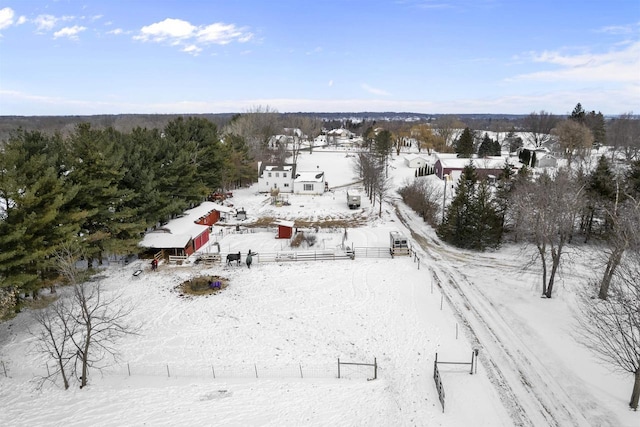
[294,171,327,195]
[257,162,295,193]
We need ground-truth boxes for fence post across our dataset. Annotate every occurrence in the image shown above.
[212,365,216,379]
[46,363,50,377]
[337,358,340,379]
[1,361,6,377]
[254,364,259,378]
[127,363,131,376]
[299,363,303,379]
[166,364,170,378]
[374,358,377,380]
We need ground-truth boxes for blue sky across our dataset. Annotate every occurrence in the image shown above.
[0,0,638,115]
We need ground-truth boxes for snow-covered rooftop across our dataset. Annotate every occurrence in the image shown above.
[294,171,325,182]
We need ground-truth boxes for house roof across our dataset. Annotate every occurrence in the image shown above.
[404,154,429,162]
[139,202,213,249]
[258,162,296,177]
[274,219,295,228]
[294,171,325,182]
[437,156,508,170]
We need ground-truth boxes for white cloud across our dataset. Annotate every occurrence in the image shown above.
[512,41,640,84]
[0,7,15,30]
[135,18,196,42]
[53,25,87,40]
[328,80,334,87]
[107,28,124,35]
[34,14,58,32]
[197,22,252,45]
[596,22,639,35]
[135,18,253,52]
[182,44,202,55]
[361,83,391,96]
[17,16,26,25]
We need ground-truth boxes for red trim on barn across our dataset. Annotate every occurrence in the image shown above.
[196,210,220,226]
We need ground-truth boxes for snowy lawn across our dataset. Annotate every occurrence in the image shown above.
[0,149,636,427]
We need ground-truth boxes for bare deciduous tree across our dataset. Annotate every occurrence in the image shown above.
[70,281,136,388]
[553,120,594,166]
[576,249,640,410]
[398,178,443,226]
[598,197,640,299]
[607,113,640,162]
[223,105,280,162]
[523,111,558,148]
[513,168,584,298]
[32,297,76,389]
[298,116,322,155]
[31,245,136,389]
[432,115,464,149]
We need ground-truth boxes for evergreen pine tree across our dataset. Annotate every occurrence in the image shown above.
[478,133,493,157]
[0,130,81,299]
[471,179,503,250]
[455,128,475,158]
[65,124,140,264]
[437,162,477,247]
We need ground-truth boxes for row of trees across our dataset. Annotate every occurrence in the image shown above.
[405,155,640,409]
[0,116,257,314]
[432,156,640,299]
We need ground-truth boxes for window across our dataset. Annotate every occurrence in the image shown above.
[268,172,272,177]
[304,184,313,191]
[284,183,289,187]
[283,173,287,178]
[276,172,279,177]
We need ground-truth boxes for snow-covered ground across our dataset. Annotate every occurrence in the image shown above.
[0,150,635,426]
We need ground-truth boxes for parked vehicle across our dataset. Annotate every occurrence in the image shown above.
[347,190,361,209]
[389,231,410,256]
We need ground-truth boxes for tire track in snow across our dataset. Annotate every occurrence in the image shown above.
[395,204,598,427]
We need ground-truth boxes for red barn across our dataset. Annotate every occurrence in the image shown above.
[275,220,294,239]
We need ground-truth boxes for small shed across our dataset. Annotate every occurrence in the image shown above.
[404,154,430,168]
[275,219,294,239]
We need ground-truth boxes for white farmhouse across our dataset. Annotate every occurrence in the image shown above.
[257,162,296,193]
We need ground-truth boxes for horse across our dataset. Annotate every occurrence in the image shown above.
[226,251,241,266]
[246,250,253,269]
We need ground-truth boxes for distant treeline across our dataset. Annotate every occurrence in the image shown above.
[0,112,537,143]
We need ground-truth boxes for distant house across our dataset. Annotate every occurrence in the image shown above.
[534,152,558,168]
[404,154,430,168]
[326,128,356,146]
[257,162,296,193]
[516,147,558,169]
[294,170,327,195]
[434,156,508,181]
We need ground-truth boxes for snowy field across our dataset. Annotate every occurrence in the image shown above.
[0,150,636,426]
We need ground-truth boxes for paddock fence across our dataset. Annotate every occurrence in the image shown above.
[353,247,392,259]
[0,358,378,382]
